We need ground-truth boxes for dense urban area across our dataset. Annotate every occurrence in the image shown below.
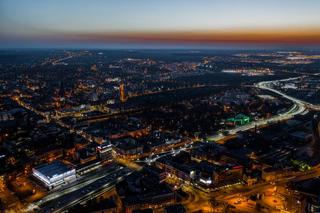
[0,49,320,213]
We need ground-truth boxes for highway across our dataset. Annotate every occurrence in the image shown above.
[205,77,314,142]
[12,75,316,149]
[13,75,319,212]
[142,76,319,212]
[140,76,314,164]
[257,77,320,111]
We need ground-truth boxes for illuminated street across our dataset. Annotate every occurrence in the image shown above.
[1,2,320,211]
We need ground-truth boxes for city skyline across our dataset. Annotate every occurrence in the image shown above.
[1,0,320,48]
[1,1,320,212]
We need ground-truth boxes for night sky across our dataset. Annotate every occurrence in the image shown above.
[1,0,320,48]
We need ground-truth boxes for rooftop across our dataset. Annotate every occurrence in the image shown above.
[34,161,73,179]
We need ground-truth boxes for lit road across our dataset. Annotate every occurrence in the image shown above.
[12,74,320,212]
[206,102,305,142]
[206,77,313,142]
[140,141,194,164]
[257,77,320,111]
[153,76,320,212]
[11,96,105,144]
[212,166,320,212]
[180,179,284,212]
[140,77,315,166]
[181,184,215,212]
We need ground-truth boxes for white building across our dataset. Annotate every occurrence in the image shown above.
[33,161,76,189]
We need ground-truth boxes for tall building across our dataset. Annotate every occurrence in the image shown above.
[119,82,127,102]
[312,115,320,145]
[58,81,65,97]
[96,142,113,161]
[306,195,320,213]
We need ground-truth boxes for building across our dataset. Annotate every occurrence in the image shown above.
[290,131,313,143]
[164,204,186,213]
[78,147,97,164]
[307,195,320,213]
[87,198,119,213]
[261,167,285,182]
[116,170,176,212]
[156,152,243,188]
[113,138,144,158]
[32,161,76,189]
[226,114,250,126]
[312,115,320,145]
[191,142,225,162]
[96,142,113,161]
[292,178,320,213]
[119,82,127,102]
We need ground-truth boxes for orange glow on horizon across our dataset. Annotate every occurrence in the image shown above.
[54,27,320,45]
[5,27,320,46]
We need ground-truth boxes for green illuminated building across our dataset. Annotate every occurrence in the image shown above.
[226,114,250,126]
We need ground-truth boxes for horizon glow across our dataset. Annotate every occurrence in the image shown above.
[1,0,320,48]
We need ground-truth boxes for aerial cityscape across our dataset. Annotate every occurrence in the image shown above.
[1,1,320,213]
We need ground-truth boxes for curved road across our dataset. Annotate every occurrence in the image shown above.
[206,77,313,142]
[143,76,315,162]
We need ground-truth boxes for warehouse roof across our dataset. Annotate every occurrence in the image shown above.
[34,161,73,179]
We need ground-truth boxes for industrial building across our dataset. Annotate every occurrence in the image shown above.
[32,161,76,189]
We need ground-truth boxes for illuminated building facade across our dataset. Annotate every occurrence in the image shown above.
[119,82,127,102]
[96,142,113,161]
[226,114,250,126]
[32,161,76,189]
